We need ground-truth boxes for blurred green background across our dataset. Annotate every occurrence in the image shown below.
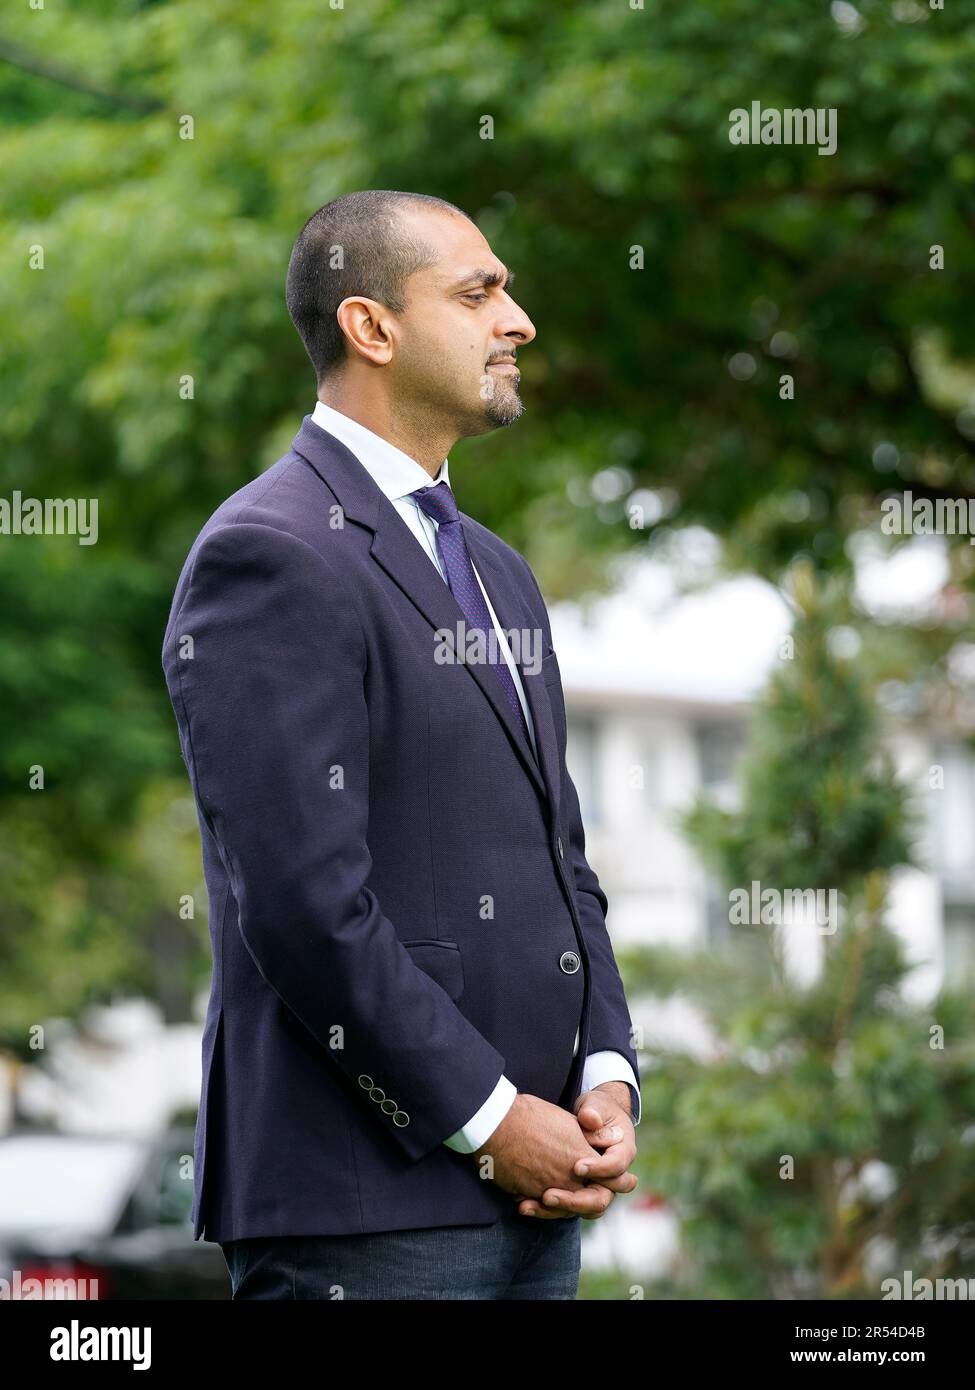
[2,0,975,1298]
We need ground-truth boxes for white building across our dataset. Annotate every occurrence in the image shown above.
[551,548,975,998]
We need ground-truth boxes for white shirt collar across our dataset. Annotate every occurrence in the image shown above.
[310,400,449,501]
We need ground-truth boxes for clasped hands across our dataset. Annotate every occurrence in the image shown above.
[475,1081,638,1221]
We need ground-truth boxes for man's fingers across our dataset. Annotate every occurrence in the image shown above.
[518,1202,574,1220]
[575,1101,619,1132]
[521,1184,615,1219]
[516,1180,591,1219]
[578,1123,626,1150]
[516,1195,573,1219]
[586,1169,638,1195]
[573,1142,637,1180]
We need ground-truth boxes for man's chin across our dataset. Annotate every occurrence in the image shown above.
[483,392,525,429]
[455,389,524,438]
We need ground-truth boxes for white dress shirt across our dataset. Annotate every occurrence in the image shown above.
[310,401,641,1151]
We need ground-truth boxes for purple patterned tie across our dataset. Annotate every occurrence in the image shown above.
[410,481,531,745]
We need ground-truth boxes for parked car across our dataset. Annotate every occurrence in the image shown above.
[0,1127,230,1299]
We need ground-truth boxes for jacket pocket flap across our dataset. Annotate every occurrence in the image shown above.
[401,939,465,1001]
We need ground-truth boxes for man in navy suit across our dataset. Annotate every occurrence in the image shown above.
[162,190,641,1299]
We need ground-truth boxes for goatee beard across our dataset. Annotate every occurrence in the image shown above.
[484,390,524,427]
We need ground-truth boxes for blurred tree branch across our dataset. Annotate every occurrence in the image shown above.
[0,36,163,113]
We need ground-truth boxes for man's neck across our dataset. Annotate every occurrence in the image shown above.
[316,391,454,480]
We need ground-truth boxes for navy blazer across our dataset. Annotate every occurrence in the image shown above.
[161,416,640,1241]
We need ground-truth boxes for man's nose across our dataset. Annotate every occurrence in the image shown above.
[498,303,536,347]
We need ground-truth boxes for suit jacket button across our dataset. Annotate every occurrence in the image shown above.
[559,951,580,974]
[392,1111,410,1127]
[369,1086,385,1103]
[357,1074,374,1090]
[380,1099,397,1114]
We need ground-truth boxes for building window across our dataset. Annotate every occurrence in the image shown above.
[943,905,975,988]
[705,880,734,951]
[705,879,770,973]
[636,742,662,811]
[931,741,975,901]
[696,720,744,793]
[566,716,600,825]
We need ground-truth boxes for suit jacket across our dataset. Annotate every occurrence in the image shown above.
[161,415,641,1241]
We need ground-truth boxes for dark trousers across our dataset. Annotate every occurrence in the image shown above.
[220,1204,582,1300]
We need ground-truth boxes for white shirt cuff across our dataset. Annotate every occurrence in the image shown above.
[443,1073,518,1154]
[581,1050,642,1125]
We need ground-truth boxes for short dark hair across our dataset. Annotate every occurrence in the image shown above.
[285,190,469,384]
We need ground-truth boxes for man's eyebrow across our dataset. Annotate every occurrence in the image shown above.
[447,266,515,292]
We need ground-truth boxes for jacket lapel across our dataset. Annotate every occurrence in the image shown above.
[292,417,555,808]
[461,525,562,822]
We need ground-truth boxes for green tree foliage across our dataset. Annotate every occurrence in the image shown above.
[616,567,975,1298]
[1,3,972,1099]
[3,0,974,578]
